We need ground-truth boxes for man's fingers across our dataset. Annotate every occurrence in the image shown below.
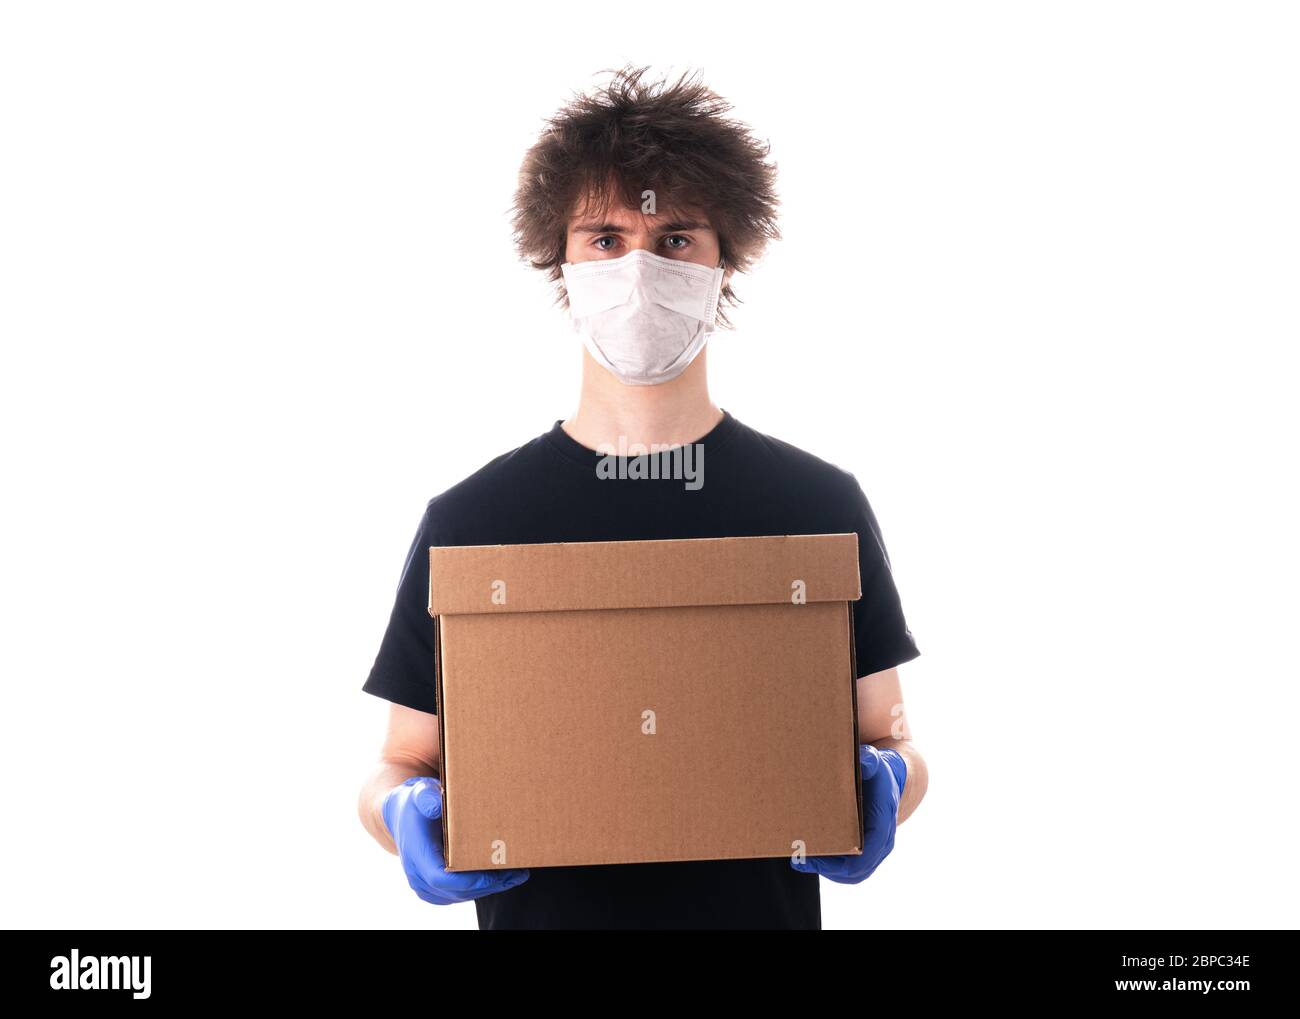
[422,859,527,894]
[422,866,530,901]
[795,854,854,881]
[412,778,443,820]
[859,743,882,780]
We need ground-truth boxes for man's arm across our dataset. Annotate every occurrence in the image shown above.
[357,702,442,855]
[856,666,928,824]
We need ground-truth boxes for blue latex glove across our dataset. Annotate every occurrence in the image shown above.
[791,744,907,883]
[381,776,530,904]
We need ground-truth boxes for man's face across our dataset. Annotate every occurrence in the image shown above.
[563,199,723,271]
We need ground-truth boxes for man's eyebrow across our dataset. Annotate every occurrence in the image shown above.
[570,220,711,234]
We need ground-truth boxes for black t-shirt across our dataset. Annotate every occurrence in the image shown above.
[361,409,920,929]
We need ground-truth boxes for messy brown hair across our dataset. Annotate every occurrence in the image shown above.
[511,65,781,328]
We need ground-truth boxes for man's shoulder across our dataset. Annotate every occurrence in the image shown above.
[427,428,550,507]
[731,414,864,494]
[415,426,560,538]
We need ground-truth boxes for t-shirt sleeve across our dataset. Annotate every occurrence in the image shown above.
[360,500,439,714]
[843,475,921,678]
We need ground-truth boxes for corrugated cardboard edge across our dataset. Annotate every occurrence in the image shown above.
[847,601,864,854]
[433,616,451,865]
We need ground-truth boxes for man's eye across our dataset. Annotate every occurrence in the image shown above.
[663,235,691,250]
[594,236,618,251]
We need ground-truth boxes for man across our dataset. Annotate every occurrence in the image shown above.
[356,66,928,930]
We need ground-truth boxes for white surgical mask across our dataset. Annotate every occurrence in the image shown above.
[560,249,725,386]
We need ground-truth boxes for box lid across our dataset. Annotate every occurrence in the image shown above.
[427,532,861,616]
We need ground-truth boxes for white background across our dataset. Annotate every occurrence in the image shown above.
[1,1,1296,930]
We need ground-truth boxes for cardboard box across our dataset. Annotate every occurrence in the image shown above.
[427,533,865,871]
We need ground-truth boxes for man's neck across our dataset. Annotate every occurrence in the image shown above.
[562,348,723,452]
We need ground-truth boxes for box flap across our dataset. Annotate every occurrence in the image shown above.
[427,533,861,616]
